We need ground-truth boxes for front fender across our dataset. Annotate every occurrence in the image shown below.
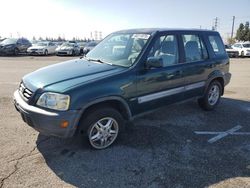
[79,96,132,119]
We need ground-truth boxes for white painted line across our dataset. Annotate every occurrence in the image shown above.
[232,132,250,135]
[194,131,224,135]
[195,131,250,136]
[194,125,250,143]
[207,125,242,143]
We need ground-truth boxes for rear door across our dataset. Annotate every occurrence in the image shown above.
[178,32,211,99]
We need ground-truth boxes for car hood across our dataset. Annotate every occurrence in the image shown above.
[22,59,125,92]
[0,43,15,47]
[28,46,45,50]
[226,49,238,52]
[56,46,73,51]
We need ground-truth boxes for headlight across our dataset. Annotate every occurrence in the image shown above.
[37,92,70,111]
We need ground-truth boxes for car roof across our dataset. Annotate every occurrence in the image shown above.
[113,28,218,34]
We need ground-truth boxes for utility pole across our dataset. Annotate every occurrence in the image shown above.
[214,17,218,31]
[231,16,235,40]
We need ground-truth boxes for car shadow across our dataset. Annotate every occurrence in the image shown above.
[36,97,250,188]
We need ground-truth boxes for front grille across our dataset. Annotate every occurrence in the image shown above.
[58,51,68,55]
[19,82,33,101]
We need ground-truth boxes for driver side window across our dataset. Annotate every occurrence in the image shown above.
[148,35,179,67]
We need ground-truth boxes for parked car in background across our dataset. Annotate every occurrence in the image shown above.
[0,38,6,42]
[83,41,98,54]
[225,44,239,58]
[14,28,231,149]
[27,41,57,55]
[0,38,31,55]
[56,42,80,56]
[53,42,64,47]
[231,42,250,57]
[78,42,87,55]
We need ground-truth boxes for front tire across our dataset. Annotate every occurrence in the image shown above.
[14,48,19,56]
[241,51,244,57]
[198,80,222,111]
[79,107,124,149]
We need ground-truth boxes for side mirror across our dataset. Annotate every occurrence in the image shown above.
[146,57,163,68]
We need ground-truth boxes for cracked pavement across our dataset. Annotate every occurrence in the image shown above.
[0,56,250,188]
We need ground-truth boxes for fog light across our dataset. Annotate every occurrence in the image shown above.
[60,120,69,128]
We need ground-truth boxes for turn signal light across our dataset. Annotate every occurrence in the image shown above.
[60,120,69,128]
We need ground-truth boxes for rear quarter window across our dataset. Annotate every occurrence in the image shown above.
[208,35,226,56]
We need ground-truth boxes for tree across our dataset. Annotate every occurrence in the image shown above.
[244,21,250,41]
[236,23,245,41]
[57,36,62,41]
[247,29,250,41]
[227,37,236,45]
[235,22,250,41]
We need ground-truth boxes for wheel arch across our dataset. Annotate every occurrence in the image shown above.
[205,71,225,95]
[77,96,132,124]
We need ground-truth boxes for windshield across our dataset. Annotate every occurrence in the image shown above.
[243,43,250,48]
[37,42,48,46]
[1,38,17,45]
[86,33,151,67]
[62,43,74,47]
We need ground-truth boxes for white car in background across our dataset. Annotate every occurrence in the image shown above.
[55,42,81,56]
[27,41,57,55]
[231,42,250,57]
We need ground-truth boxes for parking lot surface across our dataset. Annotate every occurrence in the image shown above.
[0,56,250,188]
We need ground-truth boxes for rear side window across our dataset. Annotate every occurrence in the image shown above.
[208,35,226,56]
[182,35,208,63]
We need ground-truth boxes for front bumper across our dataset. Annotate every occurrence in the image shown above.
[56,50,72,56]
[13,90,80,138]
[244,52,250,56]
[28,50,44,55]
[227,51,239,57]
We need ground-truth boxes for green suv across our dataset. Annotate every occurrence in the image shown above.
[14,29,231,149]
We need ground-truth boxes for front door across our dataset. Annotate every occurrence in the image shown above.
[135,33,185,114]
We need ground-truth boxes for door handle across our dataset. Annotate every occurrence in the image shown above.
[175,70,183,76]
[206,64,215,68]
[167,70,182,79]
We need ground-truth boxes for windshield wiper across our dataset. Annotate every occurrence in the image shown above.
[85,57,113,65]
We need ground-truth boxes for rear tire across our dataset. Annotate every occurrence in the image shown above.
[198,80,222,111]
[44,50,48,56]
[79,107,124,149]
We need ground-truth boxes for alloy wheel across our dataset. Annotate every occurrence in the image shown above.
[88,117,119,149]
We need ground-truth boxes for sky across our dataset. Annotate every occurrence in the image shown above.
[0,0,250,41]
